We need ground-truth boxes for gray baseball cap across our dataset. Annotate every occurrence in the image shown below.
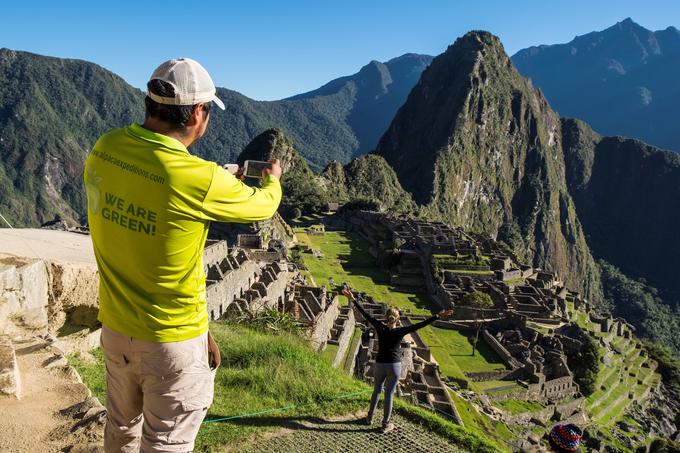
[147,58,225,110]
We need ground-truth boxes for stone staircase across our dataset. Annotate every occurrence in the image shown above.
[0,332,105,451]
[327,306,352,346]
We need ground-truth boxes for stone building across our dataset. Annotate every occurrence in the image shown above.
[481,315,580,403]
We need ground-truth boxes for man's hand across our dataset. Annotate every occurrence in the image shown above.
[438,309,454,318]
[207,330,221,370]
[263,158,282,180]
[341,287,355,301]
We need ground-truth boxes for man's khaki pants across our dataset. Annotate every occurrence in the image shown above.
[100,325,215,452]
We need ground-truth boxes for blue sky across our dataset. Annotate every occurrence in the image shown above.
[1,1,678,100]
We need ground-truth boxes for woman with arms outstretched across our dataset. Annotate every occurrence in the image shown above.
[342,288,453,433]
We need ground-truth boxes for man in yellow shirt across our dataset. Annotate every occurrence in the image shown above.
[84,58,282,452]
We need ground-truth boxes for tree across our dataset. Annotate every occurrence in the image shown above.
[461,291,494,356]
[566,335,600,396]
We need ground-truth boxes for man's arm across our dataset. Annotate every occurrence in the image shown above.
[200,161,282,223]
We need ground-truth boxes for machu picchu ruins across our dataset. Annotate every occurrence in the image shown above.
[0,207,677,451]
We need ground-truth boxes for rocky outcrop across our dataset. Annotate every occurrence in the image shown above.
[0,336,20,397]
[0,257,49,334]
[320,154,416,213]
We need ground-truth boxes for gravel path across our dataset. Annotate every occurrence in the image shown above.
[239,413,462,452]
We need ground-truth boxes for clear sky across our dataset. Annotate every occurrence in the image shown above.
[1,0,678,100]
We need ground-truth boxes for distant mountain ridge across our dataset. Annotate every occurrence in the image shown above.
[512,18,680,152]
[190,52,433,170]
[289,54,433,155]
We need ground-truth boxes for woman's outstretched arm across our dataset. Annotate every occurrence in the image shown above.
[397,309,453,335]
[342,288,382,330]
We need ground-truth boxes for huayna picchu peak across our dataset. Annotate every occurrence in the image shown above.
[376,31,602,305]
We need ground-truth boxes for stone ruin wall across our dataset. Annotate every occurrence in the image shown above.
[482,329,522,369]
[502,396,585,426]
[1,255,100,341]
[328,306,356,369]
[307,294,340,351]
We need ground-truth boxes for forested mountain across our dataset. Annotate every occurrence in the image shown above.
[0,48,144,226]
[0,49,430,226]
[512,18,680,153]
[561,118,680,352]
[231,128,414,219]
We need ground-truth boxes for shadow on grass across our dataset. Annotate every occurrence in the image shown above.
[204,415,376,434]
[442,329,508,367]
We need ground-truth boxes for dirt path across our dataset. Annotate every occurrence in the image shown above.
[0,335,103,452]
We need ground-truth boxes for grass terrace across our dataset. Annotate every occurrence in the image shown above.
[493,399,544,414]
[449,391,516,445]
[431,253,490,267]
[446,269,495,275]
[295,228,433,315]
[418,326,510,389]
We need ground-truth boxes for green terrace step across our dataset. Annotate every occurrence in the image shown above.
[598,394,632,426]
[610,336,631,352]
[590,380,631,421]
[485,384,523,393]
[625,346,640,361]
[587,367,631,411]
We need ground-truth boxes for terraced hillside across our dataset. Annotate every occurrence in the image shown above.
[566,302,663,449]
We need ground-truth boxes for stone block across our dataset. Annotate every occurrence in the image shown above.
[0,336,20,398]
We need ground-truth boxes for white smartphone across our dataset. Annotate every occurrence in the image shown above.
[222,164,240,175]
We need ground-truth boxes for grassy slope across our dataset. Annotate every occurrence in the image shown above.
[71,322,501,452]
[295,228,432,315]
[69,348,107,403]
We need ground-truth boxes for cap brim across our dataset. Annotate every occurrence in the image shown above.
[212,94,225,110]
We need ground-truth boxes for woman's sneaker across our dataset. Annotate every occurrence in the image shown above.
[381,422,395,433]
[364,414,374,425]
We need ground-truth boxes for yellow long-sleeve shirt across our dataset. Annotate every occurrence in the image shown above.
[84,123,281,342]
